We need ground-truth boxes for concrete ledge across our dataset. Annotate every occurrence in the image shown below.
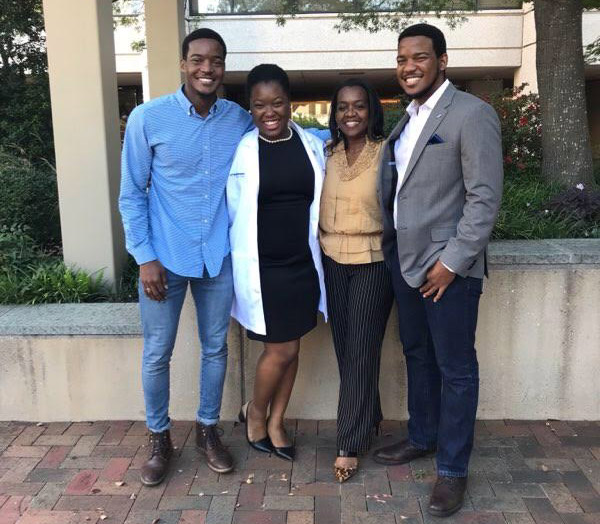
[1,240,599,422]
[489,239,600,265]
[0,303,141,336]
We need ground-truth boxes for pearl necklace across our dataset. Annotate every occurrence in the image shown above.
[259,126,293,144]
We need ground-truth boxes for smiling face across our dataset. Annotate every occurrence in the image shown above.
[250,81,291,140]
[335,86,369,142]
[180,38,225,99]
[396,35,447,104]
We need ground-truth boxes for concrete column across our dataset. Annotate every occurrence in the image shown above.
[145,0,185,99]
[141,49,151,102]
[514,5,538,93]
[43,0,125,285]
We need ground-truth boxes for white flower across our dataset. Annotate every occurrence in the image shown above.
[544,209,549,214]
[576,183,585,191]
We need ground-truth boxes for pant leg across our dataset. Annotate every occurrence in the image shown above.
[189,254,234,426]
[323,254,350,380]
[337,261,394,453]
[424,276,482,477]
[323,255,352,450]
[139,269,188,432]
[389,253,440,450]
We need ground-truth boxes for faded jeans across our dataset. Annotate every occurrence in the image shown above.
[139,255,233,432]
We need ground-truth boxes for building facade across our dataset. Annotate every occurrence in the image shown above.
[114,3,600,154]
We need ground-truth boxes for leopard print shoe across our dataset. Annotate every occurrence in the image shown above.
[333,450,358,483]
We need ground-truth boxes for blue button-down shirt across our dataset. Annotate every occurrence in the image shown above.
[119,87,253,278]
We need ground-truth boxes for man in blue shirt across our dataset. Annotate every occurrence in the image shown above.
[119,28,253,486]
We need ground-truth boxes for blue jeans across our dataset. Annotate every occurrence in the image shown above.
[390,253,482,477]
[139,255,233,432]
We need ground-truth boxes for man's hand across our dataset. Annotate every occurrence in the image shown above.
[140,260,168,301]
[419,260,455,303]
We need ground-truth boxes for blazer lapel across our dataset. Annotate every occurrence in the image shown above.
[399,84,456,191]
[379,113,409,204]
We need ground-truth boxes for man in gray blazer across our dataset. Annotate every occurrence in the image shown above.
[373,24,503,517]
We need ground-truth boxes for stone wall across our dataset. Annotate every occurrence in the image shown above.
[1,240,599,422]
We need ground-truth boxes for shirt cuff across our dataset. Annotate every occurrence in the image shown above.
[441,261,455,274]
[130,243,157,266]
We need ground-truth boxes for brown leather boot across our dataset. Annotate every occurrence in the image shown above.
[140,429,173,486]
[196,422,233,474]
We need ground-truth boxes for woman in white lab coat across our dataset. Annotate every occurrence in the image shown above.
[227,64,327,461]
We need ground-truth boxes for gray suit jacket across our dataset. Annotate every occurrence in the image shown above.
[378,83,503,288]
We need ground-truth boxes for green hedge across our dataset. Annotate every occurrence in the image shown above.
[0,150,60,247]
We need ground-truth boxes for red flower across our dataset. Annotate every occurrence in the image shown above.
[518,116,528,127]
[504,156,513,164]
[517,162,526,171]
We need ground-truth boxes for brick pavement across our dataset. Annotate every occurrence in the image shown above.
[0,420,598,523]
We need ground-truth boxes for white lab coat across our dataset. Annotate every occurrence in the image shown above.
[227,121,328,336]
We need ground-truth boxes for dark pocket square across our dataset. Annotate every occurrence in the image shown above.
[427,133,444,145]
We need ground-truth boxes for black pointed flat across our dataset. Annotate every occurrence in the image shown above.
[238,401,274,454]
[266,417,295,461]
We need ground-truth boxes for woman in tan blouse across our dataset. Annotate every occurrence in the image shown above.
[320,79,394,482]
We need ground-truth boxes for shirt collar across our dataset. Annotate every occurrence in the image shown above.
[406,79,450,118]
[175,85,222,117]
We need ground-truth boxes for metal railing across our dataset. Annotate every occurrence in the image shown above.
[189,0,522,16]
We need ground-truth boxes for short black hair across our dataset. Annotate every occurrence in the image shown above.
[182,28,227,60]
[398,23,447,57]
[327,78,384,154]
[246,64,291,100]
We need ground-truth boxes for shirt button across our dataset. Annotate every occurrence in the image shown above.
[203,219,208,223]
[202,242,207,246]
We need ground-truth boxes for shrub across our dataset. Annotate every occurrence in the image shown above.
[382,99,407,137]
[0,227,111,304]
[485,84,542,177]
[112,255,139,303]
[15,262,108,304]
[494,172,600,240]
[292,114,328,130]
[546,183,600,224]
[0,76,55,164]
[0,150,60,247]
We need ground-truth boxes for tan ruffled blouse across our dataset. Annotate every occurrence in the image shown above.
[319,139,385,264]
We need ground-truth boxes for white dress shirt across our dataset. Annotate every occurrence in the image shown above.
[393,79,450,229]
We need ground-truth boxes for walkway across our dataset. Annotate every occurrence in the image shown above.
[0,419,599,523]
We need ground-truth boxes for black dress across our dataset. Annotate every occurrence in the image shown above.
[247,130,320,343]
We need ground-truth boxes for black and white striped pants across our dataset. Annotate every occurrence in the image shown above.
[323,254,394,453]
